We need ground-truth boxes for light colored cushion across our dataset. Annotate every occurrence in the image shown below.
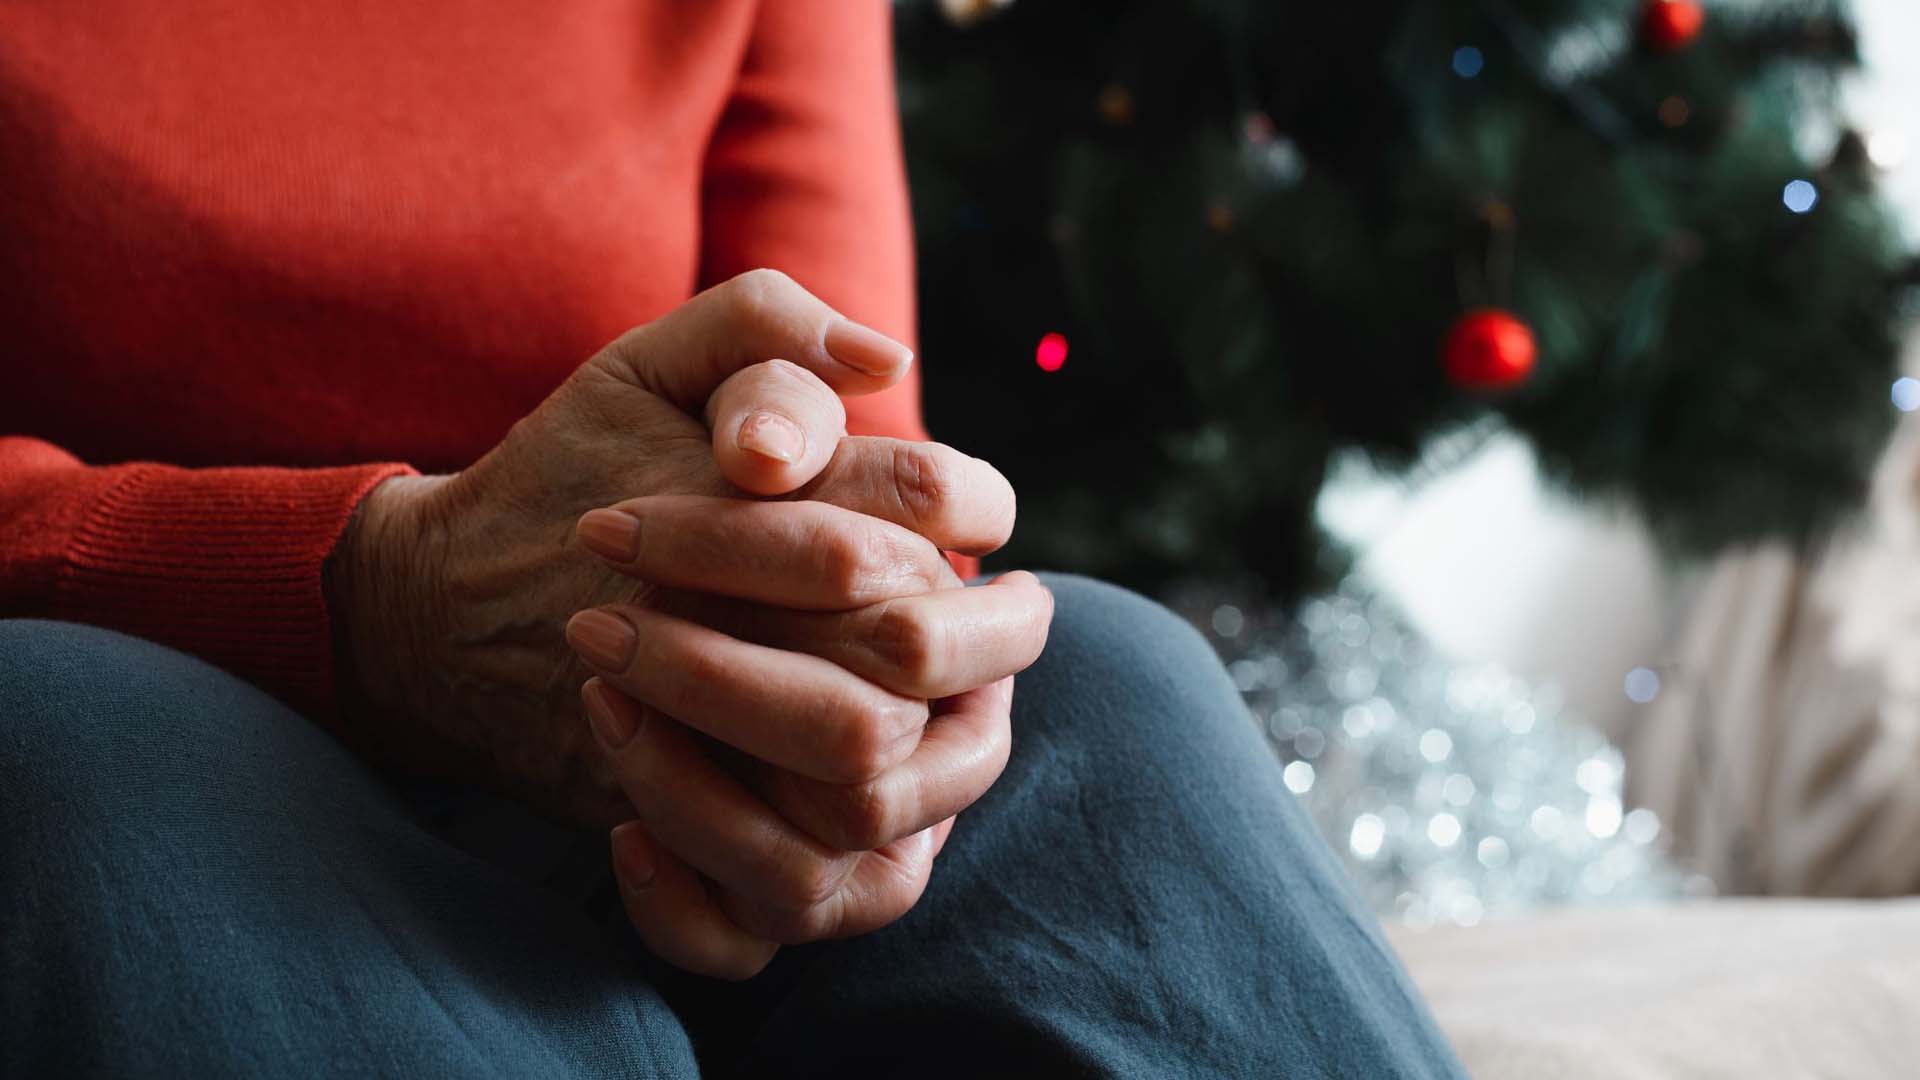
[1389,900,1920,1078]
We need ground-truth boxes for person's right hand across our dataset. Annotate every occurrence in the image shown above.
[566,537,1052,977]
[325,270,1026,825]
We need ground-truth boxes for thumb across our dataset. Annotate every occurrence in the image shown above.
[591,268,914,417]
[702,359,848,496]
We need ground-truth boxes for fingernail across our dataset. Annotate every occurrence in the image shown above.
[824,320,913,377]
[611,822,658,888]
[737,410,805,463]
[566,609,638,671]
[577,509,641,562]
[582,679,641,749]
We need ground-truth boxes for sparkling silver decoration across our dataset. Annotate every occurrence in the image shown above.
[1177,580,1698,927]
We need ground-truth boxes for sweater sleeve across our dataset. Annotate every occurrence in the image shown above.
[0,436,412,711]
[698,1,923,445]
[699,3,982,579]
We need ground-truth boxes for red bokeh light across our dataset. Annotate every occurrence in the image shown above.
[1035,332,1069,372]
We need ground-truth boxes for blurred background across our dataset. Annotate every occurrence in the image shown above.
[898,0,1920,922]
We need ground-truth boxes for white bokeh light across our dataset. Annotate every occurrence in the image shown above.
[1531,805,1565,840]
[1282,760,1316,794]
[1350,814,1386,859]
[1624,807,1663,845]
[1867,129,1909,170]
[1586,796,1624,839]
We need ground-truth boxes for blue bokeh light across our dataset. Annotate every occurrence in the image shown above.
[1782,179,1819,214]
[1452,46,1485,79]
[1893,377,1920,412]
[1624,666,1661,705]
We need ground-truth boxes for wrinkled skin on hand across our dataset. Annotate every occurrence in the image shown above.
[328,270,1012,824]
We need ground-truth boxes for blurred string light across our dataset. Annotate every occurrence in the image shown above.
[1624,665,1661,704]
[1782,179,1820,214]
[1892,377,1920,413]
[1866,130,1908,171]
[1451,45,1485,79]
[1350,813,1386,859]
[1242,115,1307,187]
[1210,603,1244,637]
[1283,760,1315,794]
[1034,331,1069,372]
[1624,807,1662,845]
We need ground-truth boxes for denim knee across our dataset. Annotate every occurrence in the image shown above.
[1029,573,1222,680]
[1018,574,1256,768]
[0,619,304,819]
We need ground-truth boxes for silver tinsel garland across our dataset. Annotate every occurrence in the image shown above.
[1177,580,1701,927]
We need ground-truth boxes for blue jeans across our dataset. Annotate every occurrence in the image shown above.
[0,575,1465,1078]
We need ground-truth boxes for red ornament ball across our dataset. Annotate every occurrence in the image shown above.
[1443,309,1536,391]
[1640,0,1705,53]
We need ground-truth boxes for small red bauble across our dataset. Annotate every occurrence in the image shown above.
[1641,0,1705,53]
[1443,309,1537,391]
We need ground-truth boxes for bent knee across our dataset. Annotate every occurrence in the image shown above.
[1020,575,1248,740]
[1031,573,1222,682]
[993,576,1282,832]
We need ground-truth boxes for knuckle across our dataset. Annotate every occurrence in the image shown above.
[736,266,796,292]
[754,359,845,422]
[757,356,811,388]
[672,638,724,684]
[891,442,960,527]
[830,714,892,785]
[871,857,933,929]
[871,601,946,690]
[817,521,893,601]
[827,698,917,783]
[663,647,726,716]
[721,268,800,328]
[773,855,842,913]
[831,781,899,852]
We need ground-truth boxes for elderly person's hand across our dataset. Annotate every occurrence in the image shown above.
[330,269,1052,814]
[572,551,1049,977]
[333,270,1050,979]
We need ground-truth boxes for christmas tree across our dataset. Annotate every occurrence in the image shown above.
[900,0,1918,597]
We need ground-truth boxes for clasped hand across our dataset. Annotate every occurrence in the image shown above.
[331,270,1050,979]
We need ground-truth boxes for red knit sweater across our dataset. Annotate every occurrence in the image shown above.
[0,1,933,710]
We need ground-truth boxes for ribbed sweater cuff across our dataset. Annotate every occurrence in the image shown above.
[52,461,416,712]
